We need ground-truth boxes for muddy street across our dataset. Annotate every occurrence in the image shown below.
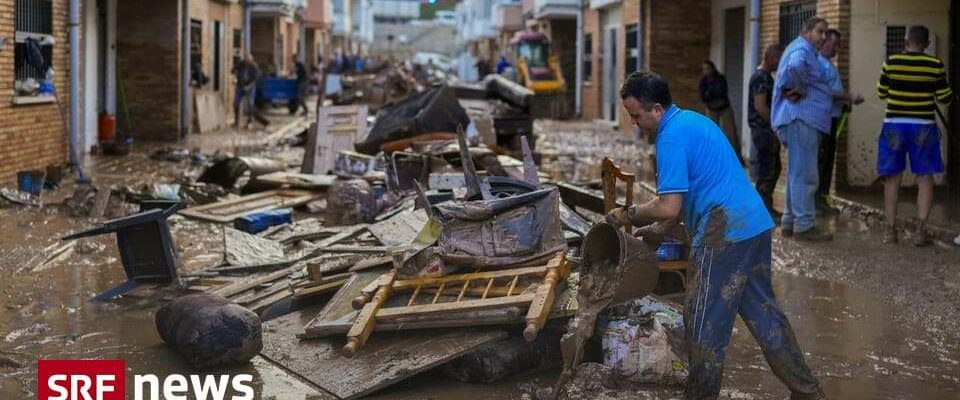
[0,118,957,399]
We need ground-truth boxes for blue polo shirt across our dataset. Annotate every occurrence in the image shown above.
[655,105,774,247]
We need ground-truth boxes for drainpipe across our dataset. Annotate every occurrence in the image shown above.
[244,2,252,55]
[749,0,760,68]
[299,10,307,63]
[574,8,583,117]
[68,0,81,176]
[180,0,190,139]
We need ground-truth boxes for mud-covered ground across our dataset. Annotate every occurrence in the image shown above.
[0,115,958,399]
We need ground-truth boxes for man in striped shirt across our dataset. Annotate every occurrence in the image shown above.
[875,25,953,246]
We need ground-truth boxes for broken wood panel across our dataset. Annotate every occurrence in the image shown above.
[292,278,350,300]
[195,90,227,133]
[390,265,550,290]
[180,190,320,223]
[302,271,384,337]
[255,172,337,189]
[366,209,428,246]
[261,308,507,400]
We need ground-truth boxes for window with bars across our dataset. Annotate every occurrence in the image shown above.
[885,26,906,57]
[14,0,54,96]
[625,24,639,75]
[583,34,593,82]
[778,0,816,48]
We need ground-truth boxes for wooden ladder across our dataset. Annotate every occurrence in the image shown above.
[342,252,569,357]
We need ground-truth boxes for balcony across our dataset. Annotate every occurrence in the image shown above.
[493,3,523,32]
[304,0,332,28]
[248,0,307,18]
[589,0,620,9]
[533,0,579,19]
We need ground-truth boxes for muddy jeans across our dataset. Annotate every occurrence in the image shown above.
[684,230,823,400]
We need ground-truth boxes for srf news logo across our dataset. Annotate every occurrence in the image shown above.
[38,360,254,400]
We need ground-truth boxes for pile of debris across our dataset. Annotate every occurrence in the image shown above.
[536,119,645,184]
[44,77,693,399]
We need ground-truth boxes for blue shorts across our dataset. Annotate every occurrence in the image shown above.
[877,121,944,176]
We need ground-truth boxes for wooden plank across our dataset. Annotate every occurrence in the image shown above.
[255,172,337,189]
[261,308,507,400]
[292,278,350,300]
[315,245,388,254]
[344,272,395,356]
[211,264,303,299]
[180,190,320,223]
[375,293,536,320]
[523,254,565,341]
[349,256,392,272]
[391,265,549,290]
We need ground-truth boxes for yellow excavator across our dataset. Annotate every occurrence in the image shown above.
[511,30,566,118]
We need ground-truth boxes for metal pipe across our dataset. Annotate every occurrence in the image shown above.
[180,0,190,138]
[574,8,583,117]
[69,0,81,175]
[244,2,252,55]
[749,0,760,68]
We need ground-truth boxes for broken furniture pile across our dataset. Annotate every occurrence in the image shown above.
[46,72,694,398]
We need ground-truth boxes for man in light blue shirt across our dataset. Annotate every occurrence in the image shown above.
[772,16,833,240]
[816,29,863,210]
[608,71,826,400]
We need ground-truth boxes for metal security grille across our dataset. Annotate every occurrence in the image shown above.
[583,34,592,82]
[14,0,54,84]
[778,0,816,48]
[625,24,639,75]
[886,26,906,57]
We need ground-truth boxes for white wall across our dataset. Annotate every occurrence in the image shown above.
[710,0,753,161]
[847,0,951,186]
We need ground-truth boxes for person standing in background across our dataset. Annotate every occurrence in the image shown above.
[748,45,784,219]
[699,60,742,164]
[816,29,864,212]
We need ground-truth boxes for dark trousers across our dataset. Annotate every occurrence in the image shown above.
[751,126,781,211]
[684,231,824,400]
[817,118,839,200]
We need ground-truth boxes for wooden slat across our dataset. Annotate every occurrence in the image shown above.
[180,190,320,223]
[375,293,536,320]
[391,265,549,290]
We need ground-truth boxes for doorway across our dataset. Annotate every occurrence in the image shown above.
[213,20,223,92]
[723,7,746,157]
[603,26,619,122]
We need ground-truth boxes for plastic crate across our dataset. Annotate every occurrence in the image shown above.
[261,78,299,102]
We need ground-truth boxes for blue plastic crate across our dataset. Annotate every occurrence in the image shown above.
[261,78,298,102]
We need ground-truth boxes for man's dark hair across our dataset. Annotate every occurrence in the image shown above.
[763,44,783,60]
[620,70,672,109]
[801,17,827,32]
[826,29,841,40]
[907,25,930,47]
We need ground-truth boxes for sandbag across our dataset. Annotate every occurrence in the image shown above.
[357,85,470,155]
[155,293,262,369]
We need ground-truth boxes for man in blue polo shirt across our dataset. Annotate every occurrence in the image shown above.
[607,71,825,400]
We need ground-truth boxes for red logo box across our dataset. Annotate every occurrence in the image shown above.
[37,360,126,400]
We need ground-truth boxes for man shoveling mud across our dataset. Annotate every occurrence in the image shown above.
[606,71,826,400]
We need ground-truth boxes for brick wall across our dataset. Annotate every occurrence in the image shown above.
[117,0,180,141]
[0,0,70,184]
[581,8,601,120]
[649,0,711,110]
